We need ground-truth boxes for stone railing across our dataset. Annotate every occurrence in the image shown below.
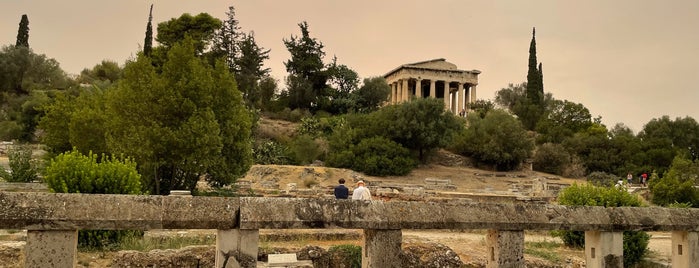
[1,192,699,268]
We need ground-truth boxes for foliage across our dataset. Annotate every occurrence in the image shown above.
[253,140,292,165]
[350,136,415,176]
[143,5,154,56]
[289,134,325,165]
[327,244,362,268]
[236,32,271,107]
[524,240,561,263]
[104,38,252,194]
[532,143,570,175]
[370,98,463,161]
[523,28,545,130]
[586,171,620,187]
[469,99,494,119]
[282,21,328,111]
[78,60,122,86]
[451,109,533,170]
[0,45,70,94]
[3,145,38,182]
[15,14,29,48]
[536,99,592,144]
[555,183,648,267]
[649,156,699,207]
[156,13,222,53]
[43,149,142,248]
[352,76,390,113]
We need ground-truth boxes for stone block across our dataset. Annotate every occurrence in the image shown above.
[25,230,77,268]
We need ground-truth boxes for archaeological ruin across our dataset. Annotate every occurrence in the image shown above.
[384,58,480,115]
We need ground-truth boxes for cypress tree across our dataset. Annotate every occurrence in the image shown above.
[526,27,543,106]
[520,27,545,130]
[15,14,29,48]
[143,4,154,56]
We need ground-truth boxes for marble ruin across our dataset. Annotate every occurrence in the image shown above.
[384,58,480,115]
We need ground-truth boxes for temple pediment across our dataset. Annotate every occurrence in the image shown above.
[405,58,457,70]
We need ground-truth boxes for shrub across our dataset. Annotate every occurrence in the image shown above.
[289,134,326,165]
[0,121,22,140]
[44,149,142,248]
[351,137,416,176]
[532,143,570,175]
[554,183,648,267]
[327,244,362,268]
[649,156,699,207]
[254,140,292,165]
[4,145,38,182]
[586,171,619,187]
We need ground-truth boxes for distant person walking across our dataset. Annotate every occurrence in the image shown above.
[627,172,633,185]
[352,180,372,200]
[334,178,349,199]
[641,173,648,187]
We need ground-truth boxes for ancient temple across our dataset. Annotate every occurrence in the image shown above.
[384,58,480,115]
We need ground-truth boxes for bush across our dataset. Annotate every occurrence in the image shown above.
[327,244,362,268]
[254,140,292,165]
[4,145,38,182]
[649,156,699,207]
[554,183,648,267]
[0,121,22,140]
[289,134,326,165]
[532,143,570,175]
[351,137,416,176]
[586,171,619,187]
[44,149,142,248]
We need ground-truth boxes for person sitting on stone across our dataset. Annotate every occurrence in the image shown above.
[352,180,371,200]
[334,178,349,199]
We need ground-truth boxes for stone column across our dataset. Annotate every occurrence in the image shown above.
[486,229,525,268]
[402,79,409,102]
[457,82,464,114]
[25,230,78,268]
[216,229,260,268]
[415,79,422,98]
[430,80,436,98]
[363,229,402,268]
[471,85,478,102]
[391,83,396,104]
[672,231,699,268]
[443,81,450,111]
[585,230,623,268]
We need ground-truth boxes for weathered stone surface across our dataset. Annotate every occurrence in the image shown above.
[239,197,699,231]
[112,245,214,268]
[0,192,239,230]
[3,193,699,232]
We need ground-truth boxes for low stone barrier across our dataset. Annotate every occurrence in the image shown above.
[1,192,699,268]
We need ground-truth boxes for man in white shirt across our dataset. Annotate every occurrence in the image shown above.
[352,180,371,200]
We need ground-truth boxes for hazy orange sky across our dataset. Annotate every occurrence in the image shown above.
[2,0,698,133]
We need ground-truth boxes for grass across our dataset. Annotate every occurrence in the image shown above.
[84,233,217,252]
[524,240,562,263]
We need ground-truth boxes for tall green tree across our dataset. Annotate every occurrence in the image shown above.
[370,98,463,161]
[236,32,271,107]
[143,4,154,56]
[15,14,29,48]
[210,6,243,72]
[520,28,545,130]
[105,38,252,194]
[282,21,327,110]
[451,109,534,170]
[155,13,222,54]
[352,77,390,113]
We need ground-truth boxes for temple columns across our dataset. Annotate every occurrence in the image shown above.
[415,79,422,98]
[430,80,436,98]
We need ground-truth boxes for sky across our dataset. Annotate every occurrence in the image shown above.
[1,0,698,133]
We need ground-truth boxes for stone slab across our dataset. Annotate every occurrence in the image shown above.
[267,253,299,266]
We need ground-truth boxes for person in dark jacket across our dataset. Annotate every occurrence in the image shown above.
[334,178,349,199]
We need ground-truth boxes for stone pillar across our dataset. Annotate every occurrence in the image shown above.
[672,231,699,268]
[363,229,402,268]
[443,81,450,111]
[415,79,422,98]
[402,79,409,102]
[585,230,623,268]
[471,85,477,102]
[25,230,78,268]
[429,80,436,98]
[486,229,525,268]
[216,229,260,268]
[391,83,396,104]
[457,82,464,114]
